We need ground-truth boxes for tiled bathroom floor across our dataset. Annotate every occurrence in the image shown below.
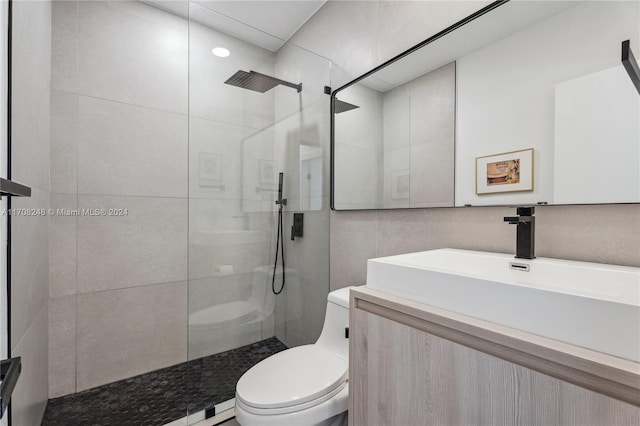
[41,337,287,426]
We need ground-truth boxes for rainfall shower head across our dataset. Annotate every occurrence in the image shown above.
[333,99,359,114]
[224,70,302,93]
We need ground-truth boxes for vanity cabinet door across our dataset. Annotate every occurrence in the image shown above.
[349,304,640,426]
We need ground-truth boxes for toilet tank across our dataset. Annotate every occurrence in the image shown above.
[315,286,356,360]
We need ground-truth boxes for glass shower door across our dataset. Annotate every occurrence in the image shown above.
[186,2,332,421]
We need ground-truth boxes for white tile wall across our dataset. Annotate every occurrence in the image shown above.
[48,295,76,397]
[11,0,51,193]
[50,91,78,194]
[76,195,188,293]
[77,96,188,198]
[51,0,77,93]
[11,305,49,426]
[76,282,187,391]
[10,1,51,424]
[49,193,77,298]
[77,1,188,114]
[10,189,50,349]
[188,19,275,128]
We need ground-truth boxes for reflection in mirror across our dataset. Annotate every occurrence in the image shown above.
[331,0,640,210]
[299,139,323,211]
[333,62,455,209]
[456,1,639,207]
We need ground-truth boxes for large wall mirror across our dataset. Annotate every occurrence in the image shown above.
[331,0,640,210]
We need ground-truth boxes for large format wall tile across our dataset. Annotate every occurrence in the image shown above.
[11,1,51,424]
[288,0,379,79]
[11,304,49,426]
[11,188,50,350]
[76,282,187,391]
[329,210,377,290]
[49,194,77,297]
[50,91,78,194]
[11,0,51,193]
[188,20,275,128]
[49,295,77,398]
[77,96,188,198]
[77,1,188,114]
[377,1,493,62]
[77,195,187,293]
[274,44,331,121]
[279,208,330,344]
[51,0,78,93]
[330,204,640,292]
[536,204,640,267]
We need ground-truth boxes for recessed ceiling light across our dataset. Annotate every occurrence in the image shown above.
[212,47,230,58]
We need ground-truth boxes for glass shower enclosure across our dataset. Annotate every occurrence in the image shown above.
[185,2,332,421]
[45,0,331,424]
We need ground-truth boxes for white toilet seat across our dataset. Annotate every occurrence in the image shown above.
[236,381,347,415]
[236,344,348,414]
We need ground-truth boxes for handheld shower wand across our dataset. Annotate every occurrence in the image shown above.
[272,172,286,294]
[276,172,287,207]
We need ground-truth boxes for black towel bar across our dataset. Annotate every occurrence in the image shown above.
[0,357,22,419]
[0,178,31,198]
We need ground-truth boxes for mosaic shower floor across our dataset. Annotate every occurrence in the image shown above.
[41,337,287,426]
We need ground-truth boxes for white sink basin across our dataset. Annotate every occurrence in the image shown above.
[366,248,640,362]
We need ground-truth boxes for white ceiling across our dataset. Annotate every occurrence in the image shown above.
[144,0,326,51]
[356,1,582,92]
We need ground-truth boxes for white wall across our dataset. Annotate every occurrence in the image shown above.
[288,0,639,291]
[10,0,51,424]
[554,63,640,204]
[455,1,640,206]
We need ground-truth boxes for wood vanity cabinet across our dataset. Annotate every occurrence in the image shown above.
[349,288,640,426]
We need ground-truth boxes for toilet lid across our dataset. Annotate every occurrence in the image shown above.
[236,345,348,410]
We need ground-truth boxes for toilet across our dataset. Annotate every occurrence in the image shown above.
[235,286,354,426]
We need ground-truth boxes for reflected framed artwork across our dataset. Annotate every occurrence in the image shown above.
[476,148,533,195]
[259,159,277,185]
[199,152,223,187]
[391,169,410,200]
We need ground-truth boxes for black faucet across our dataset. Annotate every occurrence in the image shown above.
[504,207,535,259]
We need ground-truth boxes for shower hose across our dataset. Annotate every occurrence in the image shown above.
[272,204,285,294]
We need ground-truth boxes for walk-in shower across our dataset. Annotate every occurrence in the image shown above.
[39,1,332,425]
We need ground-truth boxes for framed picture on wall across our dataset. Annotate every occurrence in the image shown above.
[476,148,534,194]
[391,169,410,200]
